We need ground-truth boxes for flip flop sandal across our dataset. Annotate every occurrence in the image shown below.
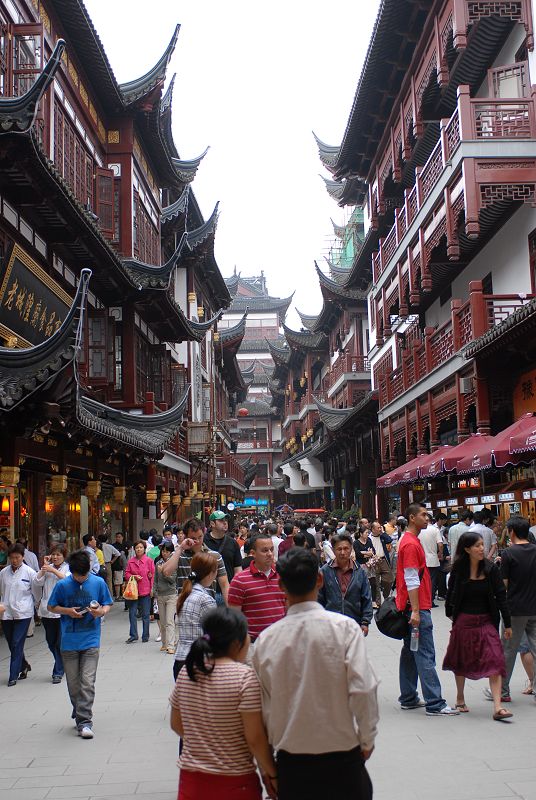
[455,704,469,712]
[493,709,513,722]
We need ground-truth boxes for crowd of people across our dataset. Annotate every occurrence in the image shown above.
[1,504,536,798]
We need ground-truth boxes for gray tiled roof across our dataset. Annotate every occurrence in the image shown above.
[119,25,180,105]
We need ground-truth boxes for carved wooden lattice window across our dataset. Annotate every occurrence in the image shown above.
[12,24,42,96]
[95,167,114,238]
[133,191,159,264]
[489,62,528,98]
[88,313,114,385]
[0,14,7,96]
[53,100,94,209]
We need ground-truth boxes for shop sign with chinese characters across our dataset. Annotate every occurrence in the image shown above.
[513,367,536,418]
[0,243,72,346]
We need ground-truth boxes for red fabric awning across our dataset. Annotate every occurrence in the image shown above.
[457,415,536,473]
[414,445,454,479]
[507,413,536,456]
[376,454,427,489]
[441,435,495,473]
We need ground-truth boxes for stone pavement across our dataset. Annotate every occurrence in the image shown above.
[0,603,535,800]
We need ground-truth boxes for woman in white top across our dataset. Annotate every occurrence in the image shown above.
[0,543,36,686]
[34,544,70,683]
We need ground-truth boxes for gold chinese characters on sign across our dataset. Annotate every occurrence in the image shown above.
[0,244,72,346]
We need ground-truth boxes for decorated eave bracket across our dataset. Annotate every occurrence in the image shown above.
[0,39,66,134]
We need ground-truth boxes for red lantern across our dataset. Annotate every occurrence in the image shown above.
[237,408,249,417]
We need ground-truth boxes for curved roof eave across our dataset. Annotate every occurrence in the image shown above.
[281,323,328,351]
[312,131,340,171]
[161,185,189,224]
[119,25,180,105]
[295,308,319,330]
[186,202,219,250]
[122,233,187,288]
[0,39,66,134]
[171,147,210,183]
[219,310,248,345]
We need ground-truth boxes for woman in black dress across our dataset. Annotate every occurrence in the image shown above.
[443,531,512,721]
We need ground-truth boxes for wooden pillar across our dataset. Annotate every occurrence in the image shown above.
[388,417,396,468]
[428,390,439,450]
[121,305,136,406]
[469,280,488,338]
[475,370,491,435]
[455,372,469,442]
[415,397,425,454]
[452,0,468,50]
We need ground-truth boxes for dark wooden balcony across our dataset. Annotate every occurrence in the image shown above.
[377,283,536,409]
[372,85,536,283]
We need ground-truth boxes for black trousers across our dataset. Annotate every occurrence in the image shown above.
[277,746,373,800]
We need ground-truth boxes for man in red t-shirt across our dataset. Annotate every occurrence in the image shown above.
[396,503,458,716]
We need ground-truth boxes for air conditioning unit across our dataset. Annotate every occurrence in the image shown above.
[459,377,473,394]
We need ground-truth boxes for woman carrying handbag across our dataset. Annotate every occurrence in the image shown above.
[124,541,154,643]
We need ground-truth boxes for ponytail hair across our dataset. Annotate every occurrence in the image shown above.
[186,606,248,682]
[176,551,218,616]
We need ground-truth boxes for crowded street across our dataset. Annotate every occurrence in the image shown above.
[0,603,535,800]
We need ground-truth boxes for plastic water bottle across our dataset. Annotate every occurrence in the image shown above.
[410,626,419,652]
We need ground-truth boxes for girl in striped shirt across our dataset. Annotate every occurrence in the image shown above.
[170,606,277,800]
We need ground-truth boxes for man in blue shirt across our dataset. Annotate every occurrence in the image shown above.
[48,549,112,739]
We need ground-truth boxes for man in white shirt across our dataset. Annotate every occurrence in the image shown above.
[469,510,497,559]
[418,519,443,607]
[16,539,39,572]
[253,548,378,800]
[266,523,283,559]
[448,510,473,559]
[0,543,36,685]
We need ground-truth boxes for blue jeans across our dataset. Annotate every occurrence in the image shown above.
[42,617,64,677]
[128,595,151,640]
[2,618,31,682]
[398,609,446,713]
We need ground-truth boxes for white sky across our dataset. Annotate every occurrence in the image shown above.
[84,0,380,327]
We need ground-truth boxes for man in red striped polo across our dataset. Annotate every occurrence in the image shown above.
[228,533,286,645]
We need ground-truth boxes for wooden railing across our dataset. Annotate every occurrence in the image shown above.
[330,353,370,383]
[372,85,536,282]
[377,284,535,408]
[216,456,245,485]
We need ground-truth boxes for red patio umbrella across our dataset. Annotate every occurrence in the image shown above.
[507,413,536,456]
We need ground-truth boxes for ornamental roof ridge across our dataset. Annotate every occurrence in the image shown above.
[281,322,328,351]
[320,174,345,201]
[228,292,294,313]
[171,147,210,184]
[331,218,346,239]
[161,186,190,224]
[186,202,219,250]
[161,74,176,115]
[266,338,291,364]
[0,269,91,411]
[315,391,378,432]
[219,310,248,345]
[295,308,319,330]
[0,39,65,134]
[312,131,340,170]
[121,233,187,289]
[315,261,367,301]
[119,25,181,106]
[77,381,190,457]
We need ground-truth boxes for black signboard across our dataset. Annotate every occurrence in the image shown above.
[0,244,72,346]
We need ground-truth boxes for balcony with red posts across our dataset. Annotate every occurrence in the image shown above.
[372,84,536,284]
[216,455,245,486]
[329,353,371,386]
[377,281,536,409]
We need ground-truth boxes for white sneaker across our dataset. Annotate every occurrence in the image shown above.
[426,705,460,716]
[79,726,94,739]
[155,634,162,642]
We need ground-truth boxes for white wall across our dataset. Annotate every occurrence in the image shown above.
[425,204,535,329]
[475,24,527,97]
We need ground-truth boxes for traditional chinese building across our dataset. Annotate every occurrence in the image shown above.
[0,2,235,553]
[220,273,291,511]
[316,0,536,521]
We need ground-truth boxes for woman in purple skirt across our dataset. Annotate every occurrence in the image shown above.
[443,531,513,722]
